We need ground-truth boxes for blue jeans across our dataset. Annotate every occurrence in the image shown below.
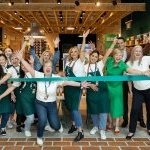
[52,50,60,73]
[35,100,61,138]
[29,46,42,71]
[91,113,107,130]
[24,114,34,131]
[0,113,10,129]
[71,110,82,128]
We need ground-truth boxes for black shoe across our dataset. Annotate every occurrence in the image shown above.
[0,129,6,136]
[68,125,77,134]
[74,131,84,142]
[21,124,25,128]
[126,133,134,140]
[139,120,146,128]
[121,121,128,128]
[16,126,22,132]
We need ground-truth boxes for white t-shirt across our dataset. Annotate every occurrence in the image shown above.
[66,59,85,77]
[7,66,20,87]
[34,71,64,102]
[84,61,104,76]
[127,56,150,90]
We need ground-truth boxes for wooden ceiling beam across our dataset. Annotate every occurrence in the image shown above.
[97,12,131,34]
[71,11,80,33]
[0,14,16,27]
[29,11,41,25]
[88,12,104,27]
[17,11,31,24]
[41,11,54,33]
[0,22,22,34]
[90,12,116,33]
[54,11,60,33]
[65,11,68,26]
[78,12,92,32]
[4,12,24,26]
[0,3,145,11]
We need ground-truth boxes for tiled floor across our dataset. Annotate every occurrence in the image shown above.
[0,137,150,150]
[0,125,149,150]
[0,97,149,149]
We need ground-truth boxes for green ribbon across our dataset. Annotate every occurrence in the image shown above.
[8,75,150,82]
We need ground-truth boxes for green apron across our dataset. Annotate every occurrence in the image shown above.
[14,87,23,114]
[86,64,109,114]
[64,65,82,111]
[0,84,13,114]
[19,82,36,115]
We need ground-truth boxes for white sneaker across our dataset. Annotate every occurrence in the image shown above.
[90,127,98,135]
[25,130,31,137]
[59,124,63,133]
[100,130,106,140]
[37,138,43,146]
[44,125,55,132]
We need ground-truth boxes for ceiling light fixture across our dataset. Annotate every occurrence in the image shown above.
[57,0,61,5]
[75,0,80,6]
[19,16,23,19]
[14,11,17,15]
[82,11,86,15]
[66,26,75,31]
[25,0,29,4]
[14,25,23,30]
[8,1,14,6]
[24,22,45,39]
[96,0,101,7]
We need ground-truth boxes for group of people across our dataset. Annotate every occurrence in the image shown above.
[0,30,150,146]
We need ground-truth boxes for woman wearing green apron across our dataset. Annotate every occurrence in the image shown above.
[0,55,13,136]
[0,59,36,137]
[64,30,89,142]
[84,50,109,140]
[19,64,36,137]
[0,54,26,133]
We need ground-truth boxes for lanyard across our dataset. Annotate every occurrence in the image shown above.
[44,74,52,100]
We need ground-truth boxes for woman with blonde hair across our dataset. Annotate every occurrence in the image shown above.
[104,40,150,135]
[39,50,53,66]
[39,37,60,73]
[64,30,89,142]
[126,45,150,139]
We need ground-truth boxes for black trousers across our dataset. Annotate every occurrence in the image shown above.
[123,82,144,122]
[129,87,150,133]
[16,114,26,126]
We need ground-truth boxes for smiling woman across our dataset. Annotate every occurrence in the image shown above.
[126,45,150,139]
